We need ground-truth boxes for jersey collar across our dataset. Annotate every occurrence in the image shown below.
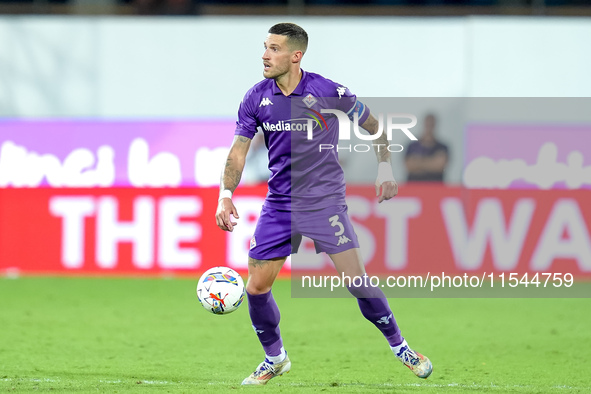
[272,69,307,96]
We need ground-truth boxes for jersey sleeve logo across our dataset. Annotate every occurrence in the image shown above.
[259,97,274,107]
[336,86,346,99]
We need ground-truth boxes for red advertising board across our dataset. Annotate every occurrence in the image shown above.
[1,186,590,279]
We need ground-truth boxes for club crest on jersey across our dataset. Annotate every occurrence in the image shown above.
[336,86,346,99]
[259,97,273,107]
[303,93,317,108]
[250,236,257,249]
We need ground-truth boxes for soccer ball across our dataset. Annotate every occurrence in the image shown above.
[196,266,246,315]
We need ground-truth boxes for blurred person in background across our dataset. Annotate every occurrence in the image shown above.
[404,113,449,182]
[134,0,197,15]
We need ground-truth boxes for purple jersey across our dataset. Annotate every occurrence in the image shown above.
[235,70,370,211]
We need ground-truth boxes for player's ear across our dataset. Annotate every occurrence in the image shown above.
[292,50,303,63]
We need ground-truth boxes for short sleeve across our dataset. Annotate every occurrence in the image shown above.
[234,97,258,139]
[335,85,370,125]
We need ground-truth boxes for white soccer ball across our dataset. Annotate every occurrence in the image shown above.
[196,266,246,315]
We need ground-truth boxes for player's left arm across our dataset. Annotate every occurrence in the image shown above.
[360,113,398,203]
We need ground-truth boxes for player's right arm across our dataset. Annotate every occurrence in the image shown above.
[215,135,252,232]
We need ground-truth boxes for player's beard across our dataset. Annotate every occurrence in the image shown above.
[263,61,289,80]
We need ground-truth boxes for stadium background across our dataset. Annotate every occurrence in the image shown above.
[1,8,590,278]
[1,2,590,392]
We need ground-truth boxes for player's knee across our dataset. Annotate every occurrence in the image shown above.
[246,280,272,295]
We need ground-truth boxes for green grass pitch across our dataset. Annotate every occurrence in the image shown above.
[0,277,589,393]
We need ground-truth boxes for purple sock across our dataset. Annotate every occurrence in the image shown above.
[348,285,404,347]
[247,290,283,357]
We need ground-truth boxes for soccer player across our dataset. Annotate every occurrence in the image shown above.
[215,22,432,385]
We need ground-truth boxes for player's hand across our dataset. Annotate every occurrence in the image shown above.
[215,198,240,232]
[375,180,398,203]
[375,162,398,203]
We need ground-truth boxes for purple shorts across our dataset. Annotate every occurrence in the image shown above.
[248,205,360,260]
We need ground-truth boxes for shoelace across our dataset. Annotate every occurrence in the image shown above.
[399,349,420,367]
[253,361,275,377]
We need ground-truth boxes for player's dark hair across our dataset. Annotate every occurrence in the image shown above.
[268,23,308,54]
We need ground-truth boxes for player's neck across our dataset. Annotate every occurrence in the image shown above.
[275,68,302,96]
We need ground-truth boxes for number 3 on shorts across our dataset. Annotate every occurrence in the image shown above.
[328,215,344,236]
